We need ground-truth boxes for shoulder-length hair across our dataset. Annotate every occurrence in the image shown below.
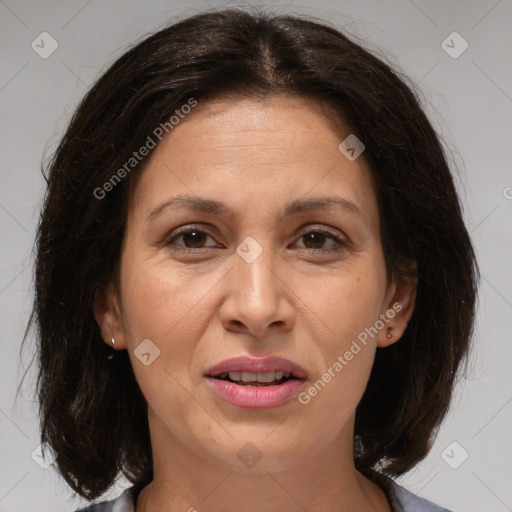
[24,7,478,500]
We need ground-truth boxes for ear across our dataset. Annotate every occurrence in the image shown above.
[377,262,417,348]
[93,281,126,350]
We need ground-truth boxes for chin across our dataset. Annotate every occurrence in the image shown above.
[199,430,311,473]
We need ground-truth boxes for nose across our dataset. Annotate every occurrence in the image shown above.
[219,238,295,337]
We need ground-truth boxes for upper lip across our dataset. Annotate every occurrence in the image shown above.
[205,355,307,379]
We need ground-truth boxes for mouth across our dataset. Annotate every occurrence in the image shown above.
[205,355,307,384]
[204,355,307,408]
[212,370,301,387]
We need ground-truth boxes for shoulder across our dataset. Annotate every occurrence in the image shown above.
[375,473,454,512]
[73,487,136,512]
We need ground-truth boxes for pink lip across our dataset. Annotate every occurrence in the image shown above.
[206,377,304,408]
[205,355,307,379]
[204,355,307,409]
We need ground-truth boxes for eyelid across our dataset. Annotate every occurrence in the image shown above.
[296,223,345,238]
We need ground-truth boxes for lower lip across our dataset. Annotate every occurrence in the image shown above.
[206,377,305,408]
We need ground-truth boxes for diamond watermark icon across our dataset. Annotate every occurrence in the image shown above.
[441,441,469,469]
[31,32,59,59]
[338,134,365,161]
[134,338,161,366]
[441,32,468,59]
[31,442,57,469]
[236,236,263,264]
[237,442,263,468]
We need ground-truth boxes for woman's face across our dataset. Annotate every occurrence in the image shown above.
[96,95,414,473]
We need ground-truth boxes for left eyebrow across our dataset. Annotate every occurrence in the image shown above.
[283,196,364,218]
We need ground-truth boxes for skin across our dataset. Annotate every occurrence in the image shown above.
[94,95,416,512]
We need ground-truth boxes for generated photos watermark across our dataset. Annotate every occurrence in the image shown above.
[93,97,198,200]
[297,301,403,405]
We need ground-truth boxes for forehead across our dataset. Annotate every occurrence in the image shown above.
[128,95,379,233]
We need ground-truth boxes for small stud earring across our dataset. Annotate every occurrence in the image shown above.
[107,337,116,360]
[386,327,393,339]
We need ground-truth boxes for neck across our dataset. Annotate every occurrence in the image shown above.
[135,408,392,512]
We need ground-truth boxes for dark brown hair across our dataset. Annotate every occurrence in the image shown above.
[22,7,479,501]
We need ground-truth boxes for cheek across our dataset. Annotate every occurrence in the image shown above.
[118,255,227,390]
[121,256,210,339]
[118,261,209,426]
[313,261,387,345]
[296,309,379,449]
[296,260,386,431]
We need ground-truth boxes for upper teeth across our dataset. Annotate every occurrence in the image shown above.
[219,371,291,382]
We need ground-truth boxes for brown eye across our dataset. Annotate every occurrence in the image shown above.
[165,226,217,249]
[301,232,332,249]
[294,229,347,253]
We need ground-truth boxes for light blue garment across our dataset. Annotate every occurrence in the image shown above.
[74,474,453,512]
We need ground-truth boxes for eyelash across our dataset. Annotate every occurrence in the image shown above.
[164,224,348,254]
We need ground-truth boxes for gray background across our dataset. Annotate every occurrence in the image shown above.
[1,1,511,511]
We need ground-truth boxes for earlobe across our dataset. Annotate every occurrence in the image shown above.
[377,264,417,348]
[93,282,126,350]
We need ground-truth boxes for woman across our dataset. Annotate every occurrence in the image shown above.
[29,8,478,512]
